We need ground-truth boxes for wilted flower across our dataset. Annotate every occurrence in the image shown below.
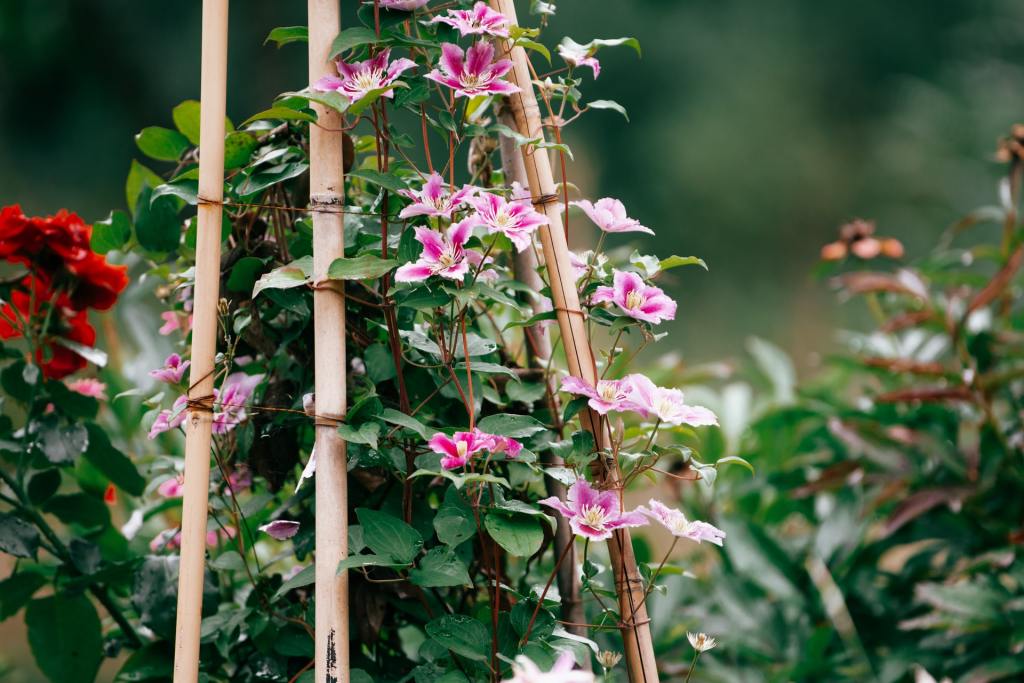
[571,198,652,235]
[502,651,594,683]
[425,41,519,98]
[540,478,648,541]
[687,631,718,653]
[820,218,904,262]
[395,220,475,282]
[561,375,635,415]
[591,270,676,325]
[259,520,301,540]
[429,2,509,37]
[313,48,416,103]
[596,651,622,671]
[466,192,548,252]
[626,374,718,427]
[639,500,726,546]
[398,172,476,220]
[557,38,601,78]
[66,377,107,400]
[150,353,190,384]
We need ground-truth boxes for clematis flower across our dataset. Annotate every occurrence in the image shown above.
[150,353,190,384]
[66,378,107,400]
[213,373,263,434]
[429,2,509,38]
[475,430,523,459]
[626,373,717,427]
[157,475,185,498]
[639,500,726,546]
[560,375,635,415]
[467,192,548,252]
[425,41,520,98]
[503,651,594,683]
[557,39,601,79]
[571,198,652,235]
[313,48,416,103]
[377,0,430,10]
[395,220,475,282]
[540,479,647,541]
[148,394,189,439]
[687,632,718,653]
[159,311,191,336]
[428,430,491,470]
[259,520,301,540]
[591,270,676,325]
[398,172,476,220]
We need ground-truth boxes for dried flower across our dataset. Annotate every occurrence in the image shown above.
[596,651,622,670]
[687,631,718,653]
[259,520,301,540]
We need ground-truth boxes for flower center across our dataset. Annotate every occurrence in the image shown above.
[456,441,469,458]
[597,382,618,401]
[493,209,511,227]
[625,290,645,310]
[461,72,482,88]
[579,504,607,529]
[353,68,384,91]
[438,246,460,269]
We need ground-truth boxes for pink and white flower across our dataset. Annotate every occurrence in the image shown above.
[398,172,476,220]
[425,41,520,98]
[571,198,652,235]
[592,270,677,325]
[626,373,717,427]
[539,478,647,541]
[157,475,185,498]
[428,430,491,470]
[429,2,509,38]
[557,39,601,79]
[148,394,189,439]
[560,375,635,415]
[476,430,524,459]
[503,651,594,683]
[213,373,263,434]
[639,499,725,546]
[395,220,475,282]
[158,311,190,336]
[259,520,301,540]
[467,192,548,252]
[66,377,107,400]
[150,353,190,384]
[313,48,416,103]
[377,0,430,10]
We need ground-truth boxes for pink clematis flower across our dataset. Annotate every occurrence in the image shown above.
[571,198,652,235]
[425,41,520,98]
[398,172,476,220]
[150,353,191,384]
[639,500,725,546]
[395,220,475,282]
[149,526,235,553]
[159,311,182,336]
[313,48,416,103]
[377,0,430,10]
[561,375,635,415]
[213,373,263,434]
[592,270,677,325]
[259,520,301,540]
[429,2,509,38]
[557,39,601,79]
[476,430,524,459]
[626,374,718,427]
[540,479,648,541]
[467,192,548,252]
[148,394,189,439]
[157,475,185,498]
[226,468,252,496]
[503,651,594,683]
[66,377,107,400]
[428,430,491,470]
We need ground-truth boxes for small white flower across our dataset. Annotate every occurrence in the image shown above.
[596,651,622,670]
[687,631,717,653]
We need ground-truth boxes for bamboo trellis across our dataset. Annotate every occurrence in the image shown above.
[172,1,229,681]
[490,1,661,681]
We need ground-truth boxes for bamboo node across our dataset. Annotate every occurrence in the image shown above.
[314,414,345,427]
[310,192,343,207]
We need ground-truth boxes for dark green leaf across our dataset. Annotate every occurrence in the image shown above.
[27,469,61,505]
[378,408,429,440]
[0,571,47,620]
[410,546,471,588]
[0,513,40,559]
[241,107,316,127]
[475,413,547,439]
[44,493,110,529]
[329,27,380,58]
[224,131,258,169]
[434,487,476,547]
[484,511,544,557]
[356,508,423,564]
[92,210,132,254]
[135,126,190,162]
[252,256,313,297]
[425,614,490,662]
[82,423,146,496]
[272,564,314,599]
[134,186,182,253]
[26,594,103,683]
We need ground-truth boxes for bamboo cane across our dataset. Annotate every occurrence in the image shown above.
[489,2,660,680]
[308,2,349,682]
[173,1,229,681]
[497,106,588,652]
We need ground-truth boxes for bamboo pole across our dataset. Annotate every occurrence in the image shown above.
[497,105,588,652]
[308,2,349,682]
[173,1,229,681]
[489,2,660,680]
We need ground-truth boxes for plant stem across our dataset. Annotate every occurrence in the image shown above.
[684,650,702,683]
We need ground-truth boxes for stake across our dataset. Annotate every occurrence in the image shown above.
[308,2,349,682]
[172,1,229,681]
[489,2,660,680]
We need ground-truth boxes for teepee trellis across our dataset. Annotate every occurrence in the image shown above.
[489,1,661,681]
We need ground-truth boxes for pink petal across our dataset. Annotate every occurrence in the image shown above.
[259,520,301,540]
[439,42,465,77]
[394,262,435,282]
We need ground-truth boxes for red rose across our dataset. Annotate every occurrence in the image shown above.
[67,253,129,311]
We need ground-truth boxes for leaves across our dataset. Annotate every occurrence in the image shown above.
[82,423,146,496]
[26,594,103,683]
[265,26,308,48]
[135,126,190,162]
[434,487,476,547]
[475,413,547,439]
[327,255,400,280]
[329,27,380,58]
[587,99,629,121]
[0,571,47,619]
[92,210,132,254]
[378,408,430,440]
[356,508,423,564]
[425,614,490,662]
[171,100,202,144]
[43,493,110,529]
[253,256,313,297]
[484,511,544,557]
[659,254,708,271]
[410,547,471,588]
[0,513,40,559]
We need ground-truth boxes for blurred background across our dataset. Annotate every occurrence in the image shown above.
[3,0,1024,364]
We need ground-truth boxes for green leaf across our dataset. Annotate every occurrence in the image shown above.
[715,454,755,475]
[52,337,108,369]
[92,210,132,254]
[280,90,350,116]
[135,126,190,162]
[378,408,430,440]
[0,513,40,559]
[26,594,103,683]
[134,186,182,253]
[265,26,308,48]
[273,564,314,599]
[125,160,164,214]
[227,256,266,293]
[82,423,146,496]
[356,508,423,564]
[116,643,174,682]
[252,256,313,297]
[27,469,61,505]
[241,107,316,127]
[587,99,629,121]
[336,554,405,575]
[329,27,381,58]
[348,83,407,118]
[209,550,246,571]
[348,168,409,194]
[516,38,551,63]
[659,255,708,271]
[484,511,544,557]
[224,131,258,169]
[172,100,202,145]
[410,546,471,588]
[0,571,47,619]
[44,493,110,529]
[327,254,400,280]
[434,487,476,547]
[425,614,490,662]
[475,413,547,439]
[337,422,380,450]
[37,422,89,465]
[133,556,217,639]
[454,361,519,378]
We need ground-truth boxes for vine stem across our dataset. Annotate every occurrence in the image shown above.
[684,649,702,683]
[629,537,677,621]
[520,536,575,644]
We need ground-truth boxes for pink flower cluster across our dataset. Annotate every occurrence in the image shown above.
[428,428,523,470]
[430,2,509,38]
[148,372,263,439]
[560,374,717,427]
